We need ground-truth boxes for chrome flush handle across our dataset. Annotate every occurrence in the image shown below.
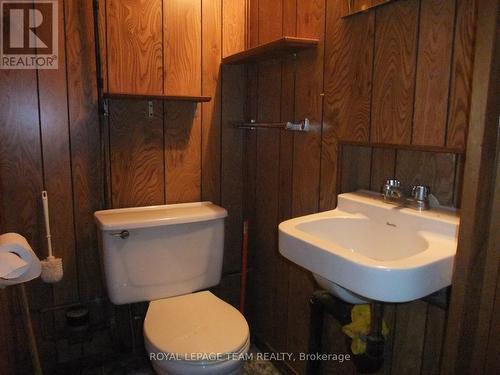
[110,230,129,239]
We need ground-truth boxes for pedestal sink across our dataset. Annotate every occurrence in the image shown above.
[278,191,459,303]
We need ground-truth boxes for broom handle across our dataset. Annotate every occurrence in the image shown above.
[41,191,53,258]
[19,284,43,375]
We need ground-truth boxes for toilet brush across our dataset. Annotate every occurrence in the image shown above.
[40,190,64,283]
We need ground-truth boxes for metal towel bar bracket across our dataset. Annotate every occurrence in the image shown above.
[233,118,310,132]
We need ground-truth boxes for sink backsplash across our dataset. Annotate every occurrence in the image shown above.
[340,145,464,209]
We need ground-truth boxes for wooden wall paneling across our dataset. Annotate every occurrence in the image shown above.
[445,0,476,149]
[395,150,457,206]
[0,68,51,373]
[37,0,78,307]
[164,102,202,203]
[106,0,163,94]
[323,0,373,142]
[420,305,447,375]
[243,65,258,326]
[37,2,82,363]
[287,1,325,373]
[371,0,419,145]
[340,145,372,193]
[319,134,340,211]
[98,0,108,92]
[201,0,222,204]
[65,0,105,301]
[109,100,165,208]
[369,148,397,190]
[279,59,295,223]
[253,127,281,347]
[452,154,465,208]
[441,1,498,372]
[252,60,284,351]
[483,43,500,370]
[320,314,356,375]
[321,0,374,211]
[390,301,428,375]
[258,1,283,44]
[0,290,15,374]
[222,0,247,57]
[441,1,500,374]
[283,0,298,36]
[292,0,325,217]
[164,0,202,96]
[220,65,246,273]
[412,0,455,146]
[248,0,259,48]
[373,304,397,375]
[486,244,500,374]
[210,272,242,308]
[273,58,295,353]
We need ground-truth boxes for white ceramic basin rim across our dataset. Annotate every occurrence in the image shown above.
[278,191,459,303]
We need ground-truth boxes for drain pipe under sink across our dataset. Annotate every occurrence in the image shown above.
[306,290,385,374]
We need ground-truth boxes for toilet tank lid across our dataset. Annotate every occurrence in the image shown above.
[94,202,227,230]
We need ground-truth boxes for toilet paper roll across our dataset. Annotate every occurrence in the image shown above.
[0,233,41,288]
[0,252,28,279]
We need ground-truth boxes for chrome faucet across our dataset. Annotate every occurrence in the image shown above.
[382,179,403,200]
[381,179,430,211]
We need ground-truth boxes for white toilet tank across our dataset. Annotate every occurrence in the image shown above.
[94,202,227,305]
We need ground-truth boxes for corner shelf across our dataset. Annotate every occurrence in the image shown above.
[222,36,319,65]
[103,92,212,102]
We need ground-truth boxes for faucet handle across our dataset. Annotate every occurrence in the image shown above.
[382,179,402,200]
[385,179,401,188]
[412,185,430,202]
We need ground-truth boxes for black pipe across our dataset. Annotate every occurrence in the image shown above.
[354,303,385,372]
[91,0,111,209]
[306,290,386,375]
[306,290,353,375]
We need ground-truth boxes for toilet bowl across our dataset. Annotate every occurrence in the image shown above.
[145,291,250,374]
[94,202,250,374]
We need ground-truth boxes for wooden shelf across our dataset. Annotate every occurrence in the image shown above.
[222,37,319,65]
[103,92,212,102]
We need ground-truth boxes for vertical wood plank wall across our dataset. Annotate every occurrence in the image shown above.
[0,0,246,373]
[1,1,495,375]
[0,1,102,373]
[243,0,477,374]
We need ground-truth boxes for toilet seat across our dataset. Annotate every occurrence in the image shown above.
[144,291,250,365]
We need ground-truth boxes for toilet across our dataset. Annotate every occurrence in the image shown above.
[94,202,250,374]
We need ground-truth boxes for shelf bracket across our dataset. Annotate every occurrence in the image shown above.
[103,99,109,117]
[148,101,154,118]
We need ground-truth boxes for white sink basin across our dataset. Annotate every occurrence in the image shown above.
[278,191,459,303]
